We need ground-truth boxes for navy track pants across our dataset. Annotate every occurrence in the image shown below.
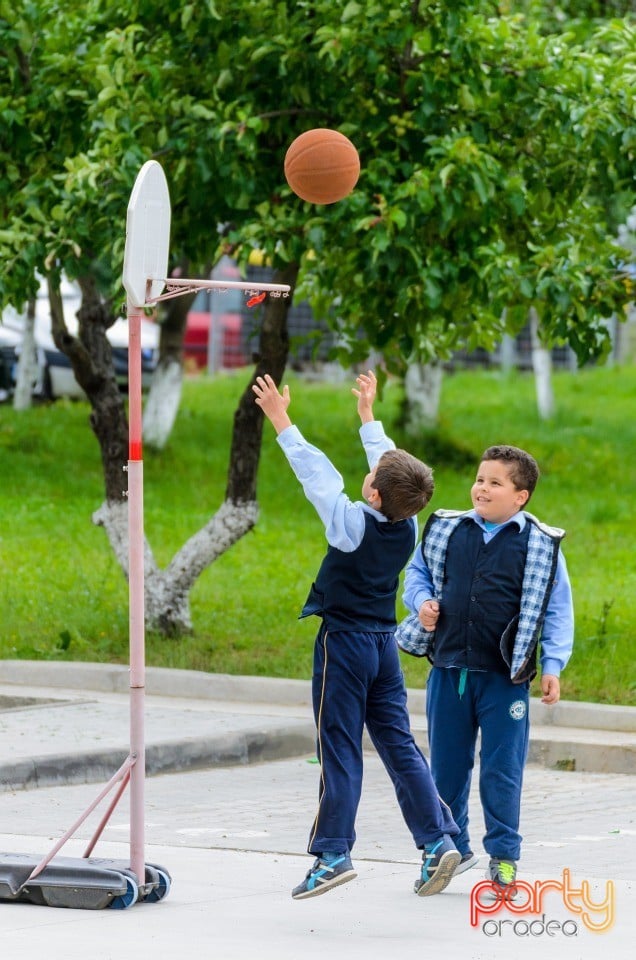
[307,627,458,856]
[426,666,530,862]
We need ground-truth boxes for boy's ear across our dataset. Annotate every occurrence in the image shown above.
[368,489,382,509]
[517,488,530,508]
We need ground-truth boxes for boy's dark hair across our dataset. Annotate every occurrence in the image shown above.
[481,445,539,501]
[372,449,434,522]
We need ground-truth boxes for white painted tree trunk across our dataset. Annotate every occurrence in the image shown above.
[143,357,184,450]
[403,361,443,433]
[13,299,38,411]
[529,307,555,420]
[500,333,517,373]
[92,497,259,634]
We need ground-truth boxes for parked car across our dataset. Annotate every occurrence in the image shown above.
[0,324,20,402]
[1,277,159,401]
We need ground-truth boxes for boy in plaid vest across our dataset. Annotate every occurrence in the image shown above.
[400,445,574,897]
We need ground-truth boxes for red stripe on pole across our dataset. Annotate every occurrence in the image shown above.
[129,441,143,460]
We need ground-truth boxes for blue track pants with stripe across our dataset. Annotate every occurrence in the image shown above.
[307,626,458,856]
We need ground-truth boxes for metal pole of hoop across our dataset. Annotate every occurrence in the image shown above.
[126,297,146,889]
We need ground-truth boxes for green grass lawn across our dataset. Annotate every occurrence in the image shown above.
[1,364,634,705]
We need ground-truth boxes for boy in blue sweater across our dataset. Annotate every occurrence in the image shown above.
[253,371,459,900]
[400,445,574,897]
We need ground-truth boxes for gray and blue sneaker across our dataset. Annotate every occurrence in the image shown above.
[292,852,357,900]
[414,834,461,896]
[485,858,518,900]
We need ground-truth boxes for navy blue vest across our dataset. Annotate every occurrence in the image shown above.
[301,511,415,632]
[431,518,531,673]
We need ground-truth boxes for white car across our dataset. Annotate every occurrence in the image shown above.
[0,324,21,402]
[1,276,159,400]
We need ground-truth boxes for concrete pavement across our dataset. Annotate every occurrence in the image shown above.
[0,659,634,959]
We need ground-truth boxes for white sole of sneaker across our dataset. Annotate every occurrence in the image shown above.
[415,850,461,897]
[292,869,358,900]
[453,853,480,876]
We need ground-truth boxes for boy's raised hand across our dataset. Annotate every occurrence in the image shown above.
[352,370,377,424]
[252,374,292,435]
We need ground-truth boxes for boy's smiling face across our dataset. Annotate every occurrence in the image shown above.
[471,459,529,524]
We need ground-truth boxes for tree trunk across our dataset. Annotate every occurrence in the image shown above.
[227,263,296,502]
[13,297,37,410]
[49,274,129,501]
[499,327,517,373]
[529,307,555,420]
[403,360,443,433]
[143,287,194,450]
[143,357,183,449]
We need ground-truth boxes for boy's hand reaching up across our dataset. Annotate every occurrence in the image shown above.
[352,370,377,424]
[253,374,292,435]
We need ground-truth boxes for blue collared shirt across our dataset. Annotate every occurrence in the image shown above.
[402,509,574,676]
[276,420,417,552]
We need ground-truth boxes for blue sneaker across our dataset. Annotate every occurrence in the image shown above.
[292,853,357,900]
[414,835,461,896]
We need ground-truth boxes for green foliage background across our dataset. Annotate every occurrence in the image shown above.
[1,0,635,367]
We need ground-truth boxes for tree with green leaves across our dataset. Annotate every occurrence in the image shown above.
[1,0,634,634]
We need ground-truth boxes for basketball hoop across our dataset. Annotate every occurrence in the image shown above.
[121,159,290,310]
[144,276,290,306]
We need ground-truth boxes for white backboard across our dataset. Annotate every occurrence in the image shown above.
[123,160,171,307]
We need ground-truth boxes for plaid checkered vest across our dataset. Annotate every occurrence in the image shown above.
[396,509,565,683]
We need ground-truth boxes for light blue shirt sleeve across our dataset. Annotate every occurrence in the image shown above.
[540,550,574,677]
[403,542,436,614]
[359,418,396,467]
[276,420,416,552]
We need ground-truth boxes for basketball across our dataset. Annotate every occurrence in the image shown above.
[284,128,360,205]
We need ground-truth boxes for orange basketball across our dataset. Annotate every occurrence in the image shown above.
[284,128,360,205]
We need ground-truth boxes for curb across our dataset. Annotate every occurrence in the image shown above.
[0,723,317,794]
[1,659,635,731]
[527,732,636,775]
[0,660,313,707]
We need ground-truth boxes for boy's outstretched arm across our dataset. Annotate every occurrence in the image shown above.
[355,369,398,470]
[252,374,292,434]
[252,372,368,551]
[352,370,377,424]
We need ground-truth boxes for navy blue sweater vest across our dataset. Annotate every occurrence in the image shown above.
[431,518,531,673]
[301,511,415,632]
